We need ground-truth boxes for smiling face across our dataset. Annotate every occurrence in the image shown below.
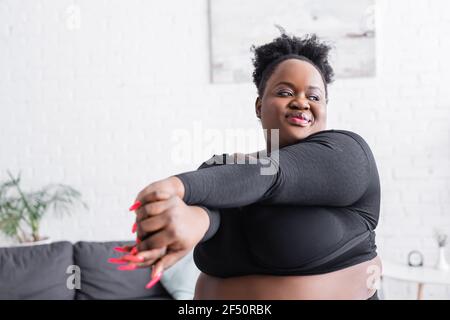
[255,58,328,149]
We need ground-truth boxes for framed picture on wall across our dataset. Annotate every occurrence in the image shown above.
[208,0,376,83]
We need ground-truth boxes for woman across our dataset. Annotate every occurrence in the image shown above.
[112,32,382,300]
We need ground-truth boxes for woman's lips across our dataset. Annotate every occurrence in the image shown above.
[286,115,312,127]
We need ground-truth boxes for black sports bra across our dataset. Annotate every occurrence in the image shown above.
[175,129,380,277]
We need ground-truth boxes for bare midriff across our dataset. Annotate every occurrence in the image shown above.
[194,255,382,300]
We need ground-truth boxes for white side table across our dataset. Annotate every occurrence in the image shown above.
[381,260,450,299]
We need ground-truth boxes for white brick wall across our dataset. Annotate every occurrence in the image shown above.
[1,0,449,299]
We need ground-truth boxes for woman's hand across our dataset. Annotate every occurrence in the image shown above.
[129,192,210,277]
[133,176,185,206]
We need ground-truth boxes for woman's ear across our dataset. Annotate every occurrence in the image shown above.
[255,97,262,119]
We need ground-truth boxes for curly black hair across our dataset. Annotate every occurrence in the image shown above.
[251,30,334,102]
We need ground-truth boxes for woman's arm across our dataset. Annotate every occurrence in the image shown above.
[195,205,220,243]
[174,131,372,208]
[133,156,225,244]
[191,156,226,243]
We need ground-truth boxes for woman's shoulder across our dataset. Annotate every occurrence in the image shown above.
[305,129,372,150]
[306,128,365,140]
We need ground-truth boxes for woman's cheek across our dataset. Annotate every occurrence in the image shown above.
[314,108,327,127]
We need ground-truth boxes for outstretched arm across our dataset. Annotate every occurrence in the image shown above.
[192,159,223,243]
[174,131,372,208]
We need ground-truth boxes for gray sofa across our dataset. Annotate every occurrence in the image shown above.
[0,241,173,299]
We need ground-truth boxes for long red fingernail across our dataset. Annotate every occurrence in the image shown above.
[114,246,130,253]
[122,254,144,263]
[107,258,128,264]
[117,264,137,271]
[130,247,138,255]
[129,201,142,211]
[145,272,163,289]
[132,222,137,233]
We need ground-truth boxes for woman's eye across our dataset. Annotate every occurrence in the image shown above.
[309,95,320,101]
[277,91,293,97]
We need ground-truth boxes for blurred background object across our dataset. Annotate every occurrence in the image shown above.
[0,170,87,245]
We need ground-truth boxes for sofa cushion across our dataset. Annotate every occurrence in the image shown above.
[160,249,200,300]
[73,241,172,300]
[0,241,75,299]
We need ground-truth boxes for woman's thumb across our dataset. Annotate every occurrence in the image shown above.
[151,250,185,278]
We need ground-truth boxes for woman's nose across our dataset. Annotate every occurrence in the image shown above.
[288,100,310,110]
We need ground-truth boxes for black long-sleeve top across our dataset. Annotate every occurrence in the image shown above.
[175,129,381,277]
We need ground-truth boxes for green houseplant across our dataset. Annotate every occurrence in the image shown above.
[0,170,88,244]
